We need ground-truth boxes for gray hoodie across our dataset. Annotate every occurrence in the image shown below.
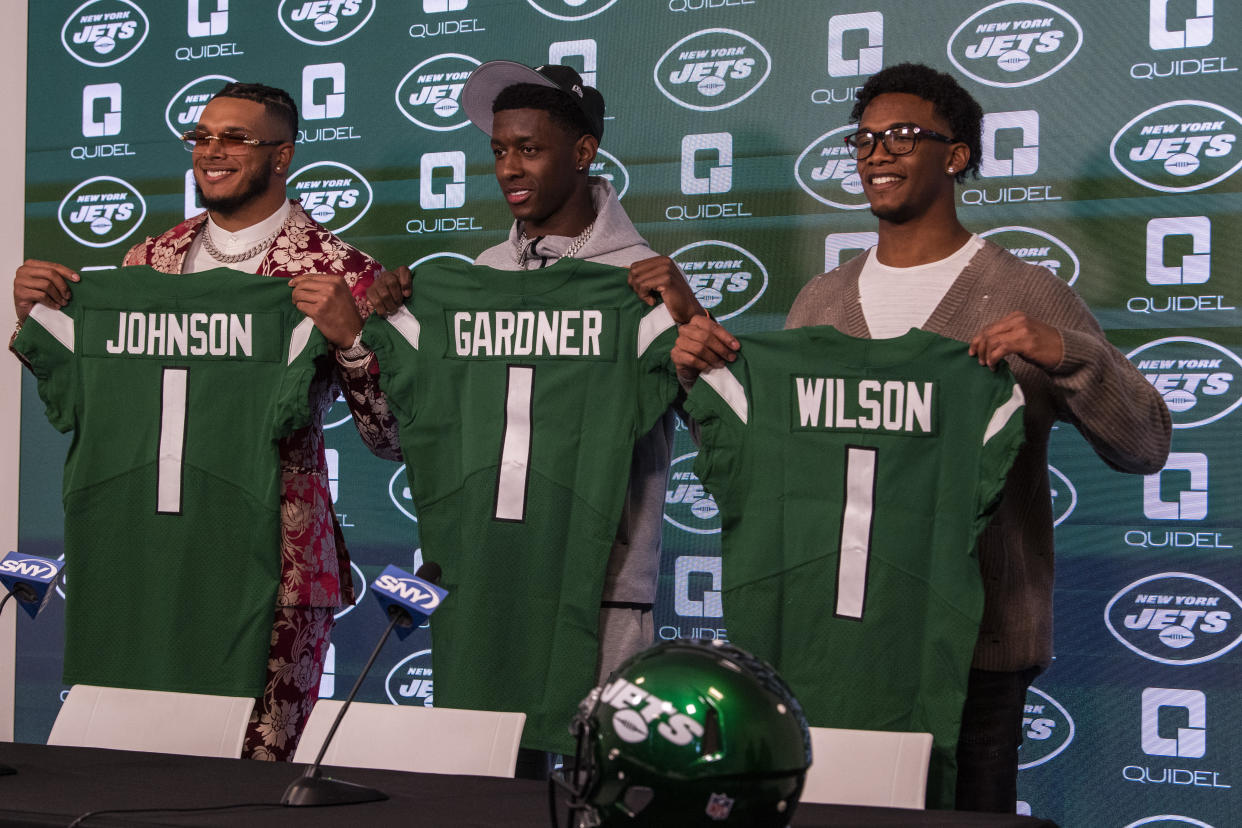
[474,178,673,609]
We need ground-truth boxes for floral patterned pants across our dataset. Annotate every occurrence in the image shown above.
[242,606,334,761]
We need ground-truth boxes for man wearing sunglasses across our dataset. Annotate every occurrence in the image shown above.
[12,82,400,761]
[673,63,1169,811]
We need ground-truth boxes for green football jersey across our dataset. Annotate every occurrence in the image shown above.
[364,258,679,754]
[684,326,1025,809]
[15,265,327,697]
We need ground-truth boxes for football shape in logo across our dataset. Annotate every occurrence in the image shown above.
[286,161,373,234]
[663,452,721,535]
[1105,572,1242,666]
[385,649,434,706]
[278,0,376,46]
[1110,100,1242,193]
[670,240,768,321]
[946,0,1082,88]
[654,29,771,112]
[395,53,480,131]
[58,175,146,248]
[795,126,870,210]
[61,0,149,68]
[1126,337,1242,429]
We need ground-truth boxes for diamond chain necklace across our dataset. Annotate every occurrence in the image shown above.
[513,221,595,267]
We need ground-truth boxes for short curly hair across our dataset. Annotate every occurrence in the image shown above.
[850,63,982,182]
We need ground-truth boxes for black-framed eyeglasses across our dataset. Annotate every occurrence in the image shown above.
[180,129,285,154]
[843,124,957,160]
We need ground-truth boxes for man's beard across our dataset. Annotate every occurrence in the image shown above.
[195,166,271,217]
[869,202,917,224]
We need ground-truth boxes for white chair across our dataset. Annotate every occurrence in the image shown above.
[47,684,254,759]
[292,701,525,778]
[801,726,933,809]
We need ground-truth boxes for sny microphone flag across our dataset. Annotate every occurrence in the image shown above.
[0,551,63,619]
[368,564,447,640]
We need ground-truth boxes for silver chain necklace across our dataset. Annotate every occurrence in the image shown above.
[201,217,286,265]
[514,221,595,266]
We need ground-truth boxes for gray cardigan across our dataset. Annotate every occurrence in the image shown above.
[786,240,1171,671]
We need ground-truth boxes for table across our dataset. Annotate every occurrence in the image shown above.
[0,742,1057,827]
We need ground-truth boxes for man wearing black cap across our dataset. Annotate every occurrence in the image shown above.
[369,62,703,685]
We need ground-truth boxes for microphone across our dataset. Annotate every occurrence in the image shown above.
[0,551,65,777]
[0,551,63,620]
[281,562,447,807]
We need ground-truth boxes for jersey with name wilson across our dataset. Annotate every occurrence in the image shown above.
[363,258,679,755]
[14,265,327,697]
[683,325,1025,810]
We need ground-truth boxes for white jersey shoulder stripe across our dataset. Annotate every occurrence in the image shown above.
[28,303,76,353]
[287,317,316,366]
[387,306,422,350]
[983,383,1025,445]
[636,303,674,358]
[702,365,748,424]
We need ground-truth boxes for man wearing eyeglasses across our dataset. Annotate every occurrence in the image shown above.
[12,82,400,761]
[673,63,1169,811]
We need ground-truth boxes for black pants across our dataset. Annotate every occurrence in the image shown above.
[954,665,1042,812]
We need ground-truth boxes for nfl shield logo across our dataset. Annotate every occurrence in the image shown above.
[705,792,734,820]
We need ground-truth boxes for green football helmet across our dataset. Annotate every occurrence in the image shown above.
[559,639,812,827]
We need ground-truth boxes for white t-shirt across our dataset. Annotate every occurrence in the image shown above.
[182,200,291,275]
[858,234,983,338]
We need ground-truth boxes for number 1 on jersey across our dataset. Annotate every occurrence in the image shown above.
[495,365,535,521]
[836,445,877,620]
[157,367,189,515]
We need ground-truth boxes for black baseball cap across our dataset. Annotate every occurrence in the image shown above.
[462,60,605,140]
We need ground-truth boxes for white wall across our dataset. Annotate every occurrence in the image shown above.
[0,1,29,741]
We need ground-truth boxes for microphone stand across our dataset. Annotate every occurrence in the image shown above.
[280,609,406,806]
[0,590,27,777]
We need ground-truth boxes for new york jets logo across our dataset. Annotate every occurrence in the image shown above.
[1126,337,1242,428]
[58,175,146,248]
[947,0,1082,88]
[525,0,618,21]
[671,241,767,320]
[1123,818,1216,828]
[590,149,630,199]
[1110,100,1242,193]
[1048,465,1077,526]
[385,649,434,706]
[389,465,419,523]
[1018,686,1074,769]
[278,0,375,46]
[164,74,237,137]
[396,53,480,131]
[286,161,372,234]
[61,0,149,68]
[663,452,721,535]
[980,226,1079,285]
[794,126,868,210]
[654,29,771,112]
[1105,572,1242,666]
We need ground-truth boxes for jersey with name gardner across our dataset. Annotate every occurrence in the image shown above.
[363,258,679,754]
[13,266,328,697]
[684,325,1025,810]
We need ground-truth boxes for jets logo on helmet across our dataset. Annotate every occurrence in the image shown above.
[558,639,811,827]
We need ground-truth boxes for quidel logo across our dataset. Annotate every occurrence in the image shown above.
[286,161,372,233]
[58,176,146,248]
[164,74,237,137]
[385,649,434,706]
[62,0,149,68]
[1126,337,1242,428]
[654,29,771,112]
[1048,465,1077,526]
[980,226,1079,285]
[795,126,868,210]
[947,0,1081,88]
[590,149,630,199]
[1110,100,1242,193]
[670,240,767,320]
[396,53,479,131]
[664,452,720,535]
[526,0,618,22]
[1105,572,1242,666]
[1018,686,1075,769]
[278,0,375,46]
